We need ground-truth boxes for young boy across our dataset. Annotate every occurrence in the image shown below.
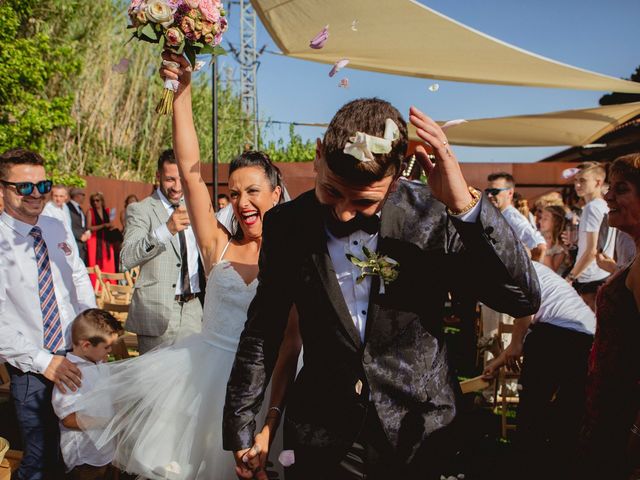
[51,308,121,479]
[566,161,615,310]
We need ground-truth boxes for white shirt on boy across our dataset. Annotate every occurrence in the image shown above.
[51,352,115,472]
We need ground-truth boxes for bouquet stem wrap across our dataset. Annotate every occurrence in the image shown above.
[156,77,180,115]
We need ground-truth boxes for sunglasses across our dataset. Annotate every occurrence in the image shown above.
[484,187,511,196]
[0,180,53,196]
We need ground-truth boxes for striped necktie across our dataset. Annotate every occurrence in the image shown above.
[29,226,64,352]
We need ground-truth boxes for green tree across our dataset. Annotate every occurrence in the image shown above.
[599,65,640,105]
[262,124,316,162]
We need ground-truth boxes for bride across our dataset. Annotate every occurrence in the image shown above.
[76,52,301,479]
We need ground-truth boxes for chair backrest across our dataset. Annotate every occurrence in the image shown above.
[103,284,133,305]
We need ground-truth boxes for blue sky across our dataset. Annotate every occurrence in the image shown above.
[216,0,639,163]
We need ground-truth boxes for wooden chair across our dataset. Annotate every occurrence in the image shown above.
[0,364,10,398]
[124,266,140,287]
[494,321,521,438]
[101,302,138,359]
[102,284,133,305]
[86,265,103,306]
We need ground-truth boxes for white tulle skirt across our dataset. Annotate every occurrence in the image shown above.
[76,332,282,480]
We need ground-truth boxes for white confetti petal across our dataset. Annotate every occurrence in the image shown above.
[278,450,295,467]
[351,20,358,31]
[428,83,440,92]
[193,60,206,72]
[442,119,467,130]
[562,167,580,179]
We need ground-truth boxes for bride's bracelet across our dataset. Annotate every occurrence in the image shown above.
[267,406,282,418]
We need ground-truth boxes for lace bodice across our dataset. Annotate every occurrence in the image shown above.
[200,260,257,350]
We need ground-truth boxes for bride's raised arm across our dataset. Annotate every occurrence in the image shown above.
[161,51,229,274]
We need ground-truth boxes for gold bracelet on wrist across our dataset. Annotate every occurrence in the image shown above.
[446,186,481,216]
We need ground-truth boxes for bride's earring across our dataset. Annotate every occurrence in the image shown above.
[273,201,277,206]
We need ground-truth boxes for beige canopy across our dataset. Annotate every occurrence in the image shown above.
[253,0,640,93]
[414,102,640,147]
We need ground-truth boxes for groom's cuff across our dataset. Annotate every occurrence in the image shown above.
[449,197,482,223]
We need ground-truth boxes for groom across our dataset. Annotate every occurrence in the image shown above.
[223,99,540,479]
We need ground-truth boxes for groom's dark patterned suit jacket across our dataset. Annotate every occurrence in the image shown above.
[223,181,540,465]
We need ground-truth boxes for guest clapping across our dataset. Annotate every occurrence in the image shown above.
[87,192,117,284]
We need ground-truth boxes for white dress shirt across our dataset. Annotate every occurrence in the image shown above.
[152,190,201,295]
[42,201,73,233]
[0,212,96,374]
[502,205,545,250]
[327,196,481,342]
[51,353,115,471]
[532,261,595,335]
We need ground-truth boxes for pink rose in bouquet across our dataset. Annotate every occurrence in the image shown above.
[126,0,227,114]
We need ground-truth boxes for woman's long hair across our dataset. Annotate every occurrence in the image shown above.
[544,205,567,247]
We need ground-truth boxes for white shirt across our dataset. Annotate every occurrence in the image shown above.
[532,261,595,335]
[42,201,73,232]
[68,200,86,228]
[0,212,96,374]
[152,190,201,295]
[577,198,613,283]
[51,353,115,471]
[327,195,481,342]
[502,205,545,250]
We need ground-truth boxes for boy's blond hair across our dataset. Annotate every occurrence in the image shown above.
[577,161,606,181]
[71,309,121,346]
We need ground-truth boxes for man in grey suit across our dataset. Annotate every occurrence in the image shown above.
[120,149,203,354]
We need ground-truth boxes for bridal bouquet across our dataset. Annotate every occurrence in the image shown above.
[127,0,228,114]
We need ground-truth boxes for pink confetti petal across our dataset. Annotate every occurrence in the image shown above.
[278,450,295,467]
[309,25,329,49]
[112,58,130,74]
[441,119,467,130]
[329,58,349,77]
[338,78,349,88]
[562,167,580,180]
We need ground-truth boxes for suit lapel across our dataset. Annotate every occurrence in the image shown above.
[303,194,363,350]
[364,198,405,343]
[151,191,180,259]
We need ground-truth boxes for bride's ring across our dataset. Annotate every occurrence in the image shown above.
[442,140,449,146]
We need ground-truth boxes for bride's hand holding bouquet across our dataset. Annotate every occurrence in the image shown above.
[127,0,227,114]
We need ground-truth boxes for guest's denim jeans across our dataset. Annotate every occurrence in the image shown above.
[8,365,64,480]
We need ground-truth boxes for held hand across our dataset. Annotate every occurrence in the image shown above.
[409,106,472,211]
[44,356,82,393]
[167,205,190,235]
[233,443,268,480]
[80,231,91,242]
[482,357,502,380]
[159,51,192,99]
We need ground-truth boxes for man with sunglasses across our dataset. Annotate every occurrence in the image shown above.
[486,172,546,261]
[0,148,96,480]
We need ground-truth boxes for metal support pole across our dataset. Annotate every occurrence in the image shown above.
[212,57,219,207]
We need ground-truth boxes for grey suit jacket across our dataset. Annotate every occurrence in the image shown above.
[120,191,198,336]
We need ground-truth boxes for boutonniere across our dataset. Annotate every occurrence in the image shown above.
[346,246,399,294]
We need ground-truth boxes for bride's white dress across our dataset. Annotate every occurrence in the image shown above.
[77,248,282,479]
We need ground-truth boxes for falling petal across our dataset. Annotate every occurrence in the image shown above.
[193,60,206,72]
[351,19,358,31]
[278,450,296,467]
[309,25,329,49]
[562,167,580,180]
[112,58,130,74]
[338,78,349,88]
[442,119,467,130]
[329,58,349,77]
[428,83,440,92]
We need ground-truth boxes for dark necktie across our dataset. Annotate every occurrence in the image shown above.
[29,227,64,352]
[172,205,191,295]
[324,208,380,238]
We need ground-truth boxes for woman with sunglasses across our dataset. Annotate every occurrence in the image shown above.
[86,192,117,285]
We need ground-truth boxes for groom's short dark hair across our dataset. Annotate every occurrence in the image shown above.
[322,98,408,185]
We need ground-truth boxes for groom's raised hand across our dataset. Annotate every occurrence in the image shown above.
[409,106,473,212]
